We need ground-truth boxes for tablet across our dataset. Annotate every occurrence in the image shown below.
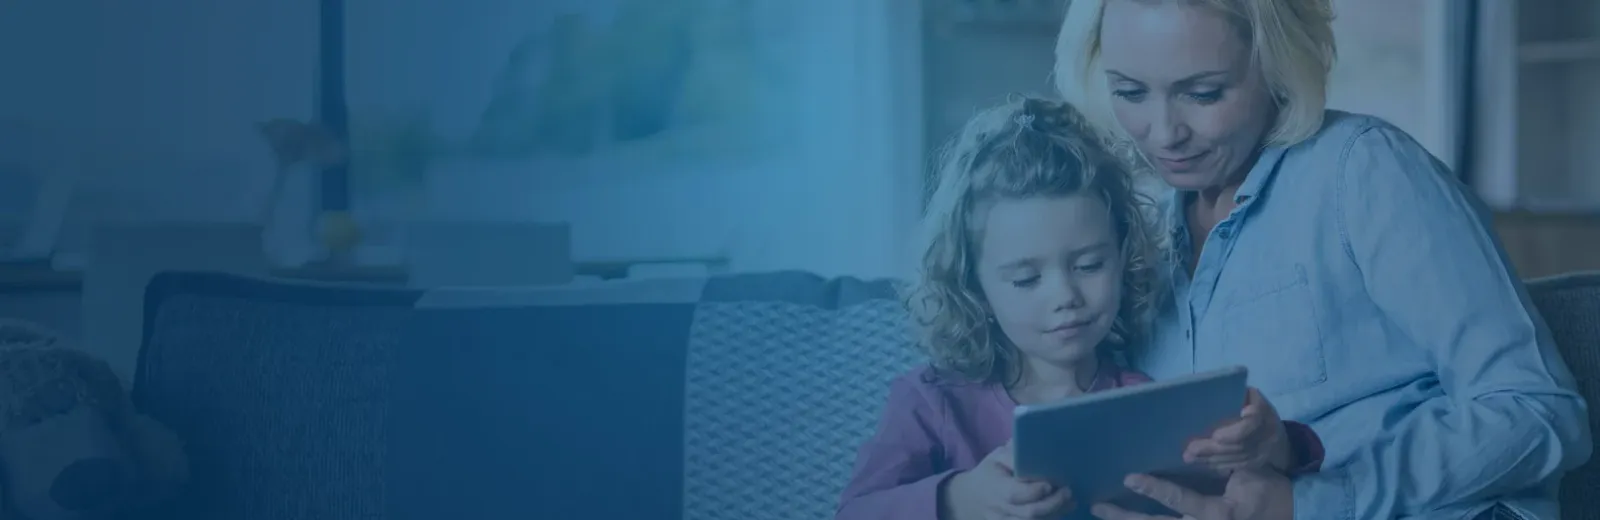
[1012,365,1249,515]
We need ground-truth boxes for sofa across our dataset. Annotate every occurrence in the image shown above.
[126,270,1600,520]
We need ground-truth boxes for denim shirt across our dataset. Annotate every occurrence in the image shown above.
[1133,110,1593,520]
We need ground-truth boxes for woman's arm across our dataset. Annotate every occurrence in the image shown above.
[835,375,959,520]
[1292,124,1593,519]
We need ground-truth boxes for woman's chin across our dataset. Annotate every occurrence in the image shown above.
[1158,171,1219,192]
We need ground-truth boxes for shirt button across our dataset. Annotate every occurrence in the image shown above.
[1185,329,1192,339]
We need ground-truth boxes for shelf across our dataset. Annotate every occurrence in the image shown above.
[1519,40,1600,64]
[0,255,732,293]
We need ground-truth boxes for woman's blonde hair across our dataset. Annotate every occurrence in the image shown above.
[904,96,1162,386]
[1054,0,1336,148]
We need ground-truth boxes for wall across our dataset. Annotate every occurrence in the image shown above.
[1,0,1443,280]
[1325,0,1450,163]
[1,0,924,279]
[0,1,316,225]
[352,0,923,278]
[922,18,1060,157]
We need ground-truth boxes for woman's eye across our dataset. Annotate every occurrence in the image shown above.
[1112,89,1146,102]
[1076,262,1106,273]
[1187,90,1223,104]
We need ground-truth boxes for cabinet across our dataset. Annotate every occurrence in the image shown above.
[1475,0,1600,211]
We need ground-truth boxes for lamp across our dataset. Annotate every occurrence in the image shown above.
[314,0,360,263]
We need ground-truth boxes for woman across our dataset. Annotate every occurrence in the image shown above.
[1051,1,1593,519]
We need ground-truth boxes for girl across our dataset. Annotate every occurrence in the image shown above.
[834,97,1320,520]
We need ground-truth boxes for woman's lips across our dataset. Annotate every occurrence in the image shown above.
[1156,151,1209,173]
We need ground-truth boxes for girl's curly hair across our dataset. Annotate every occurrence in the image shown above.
[903,95,1163,387]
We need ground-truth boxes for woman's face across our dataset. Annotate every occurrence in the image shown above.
[1098,0,1277,192]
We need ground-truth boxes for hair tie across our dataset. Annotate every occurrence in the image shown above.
[1015,114,1036,129]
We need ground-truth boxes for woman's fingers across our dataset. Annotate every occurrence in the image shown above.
[1184,436,1254,462]
[1189,450,1254,466]
[1123,474,1218,519]
[1209,413,1264,445]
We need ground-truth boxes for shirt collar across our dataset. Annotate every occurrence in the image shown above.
[1161,145,1290,239]
[1234,145,1289,206]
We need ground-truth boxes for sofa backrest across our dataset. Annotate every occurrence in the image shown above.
[132,271,420,520]
[1524,272,1600,519]
[679,273,921,519]
[131,270,1600,520]
[131,270,919,520]
[391,271,920,520]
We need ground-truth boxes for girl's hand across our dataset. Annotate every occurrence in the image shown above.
[941,441,1076,520]
[1182,388,1293,474]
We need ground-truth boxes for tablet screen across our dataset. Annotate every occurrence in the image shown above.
[1011,365,1248,514]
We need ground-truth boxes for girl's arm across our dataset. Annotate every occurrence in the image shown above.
[836,375,958,520]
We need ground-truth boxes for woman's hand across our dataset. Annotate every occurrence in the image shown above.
[941,441,1075,520]
[1089,469,1293,520]
[1183,388,1293,474]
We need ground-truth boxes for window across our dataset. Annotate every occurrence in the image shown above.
[1472,0,1600,211]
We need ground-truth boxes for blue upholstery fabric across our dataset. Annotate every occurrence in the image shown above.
[126,270,1600,520]
[1525,272,1600,520]
[683,272,920,520]
[390,302,697,520]
[131,272,421,520]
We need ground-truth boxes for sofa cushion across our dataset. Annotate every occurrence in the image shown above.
[392,278,704,520]
[683,272,921,520]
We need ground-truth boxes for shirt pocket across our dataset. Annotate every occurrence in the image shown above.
[1216,264,1328,396]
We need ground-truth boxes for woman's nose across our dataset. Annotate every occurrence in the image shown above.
[1148,104,1190,150]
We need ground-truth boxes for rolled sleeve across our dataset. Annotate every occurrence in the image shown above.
[1281,421,1324,476]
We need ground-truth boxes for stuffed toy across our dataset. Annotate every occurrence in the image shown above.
[0,319,188,520]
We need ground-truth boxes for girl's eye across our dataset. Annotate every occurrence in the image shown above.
[1010,276,1040,288]
[1076,262,1105,273]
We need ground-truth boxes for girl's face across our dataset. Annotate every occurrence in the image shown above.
[975,194,1124,369]
[1097,0,1277,192]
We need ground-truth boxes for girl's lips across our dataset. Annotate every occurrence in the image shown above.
[1044,318,1095,339]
